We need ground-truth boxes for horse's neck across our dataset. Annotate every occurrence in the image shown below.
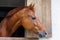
[6,7,25,30]
[0,12,22,36]
[0,9,27,36]
[0,18,8,36]
[6,13,22,36]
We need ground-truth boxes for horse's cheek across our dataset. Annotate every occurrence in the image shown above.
[22,18,34,30]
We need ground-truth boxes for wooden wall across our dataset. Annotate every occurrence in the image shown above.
[25,0,51,38]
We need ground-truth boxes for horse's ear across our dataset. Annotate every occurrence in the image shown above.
[28,4,35,11]
[28,4,34,8]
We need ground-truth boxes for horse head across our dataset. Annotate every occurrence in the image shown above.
[0,4,47,37]
[18,4,47,38]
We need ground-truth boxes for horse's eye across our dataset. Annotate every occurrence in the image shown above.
[32,17,36,20]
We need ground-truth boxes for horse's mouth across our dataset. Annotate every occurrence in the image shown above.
[38,31,47,38]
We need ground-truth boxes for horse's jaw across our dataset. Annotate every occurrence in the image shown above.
[34,27,47,38]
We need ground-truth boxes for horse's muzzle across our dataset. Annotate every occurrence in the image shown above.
[38,31,47,38]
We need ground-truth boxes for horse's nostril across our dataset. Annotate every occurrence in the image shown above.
[39,34,45,38]
[45,32,47,35]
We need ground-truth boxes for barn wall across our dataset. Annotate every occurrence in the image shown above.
[25,0,51,38]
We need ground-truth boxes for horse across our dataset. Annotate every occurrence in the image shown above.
[0,4,47,37]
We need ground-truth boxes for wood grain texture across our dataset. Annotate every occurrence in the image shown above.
[25,0,51,38]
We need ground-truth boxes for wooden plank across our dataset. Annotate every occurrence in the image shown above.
[25,0,51,38]
[45,0,52,36]
[0,0,25,7]
[0,38,38,40]
[0,38,26,40]
[42,0,52,37]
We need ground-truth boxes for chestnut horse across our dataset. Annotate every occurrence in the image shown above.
[0,4,47,37]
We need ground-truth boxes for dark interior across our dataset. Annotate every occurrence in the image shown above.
[0,0,26,37]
